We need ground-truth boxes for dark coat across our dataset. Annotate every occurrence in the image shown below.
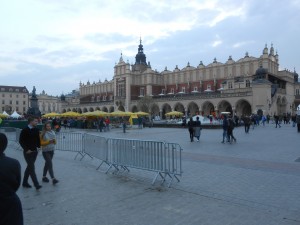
[19,126,41,153]
[0,153,23,225]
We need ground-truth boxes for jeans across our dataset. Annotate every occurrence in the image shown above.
[42,151,55,179]
[222,129,228,142]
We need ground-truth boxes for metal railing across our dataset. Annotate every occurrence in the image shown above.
[55,132,84,160]
[1,129,183,187]
[0,127,22,150]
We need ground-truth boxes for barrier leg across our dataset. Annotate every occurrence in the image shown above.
[96,160,110,170]
[80,153,93,161]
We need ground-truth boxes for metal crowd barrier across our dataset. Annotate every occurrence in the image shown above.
[83,133,109,168]
[106,138,182,187]
[0,128,183,187]
[55,132,84,160]
[0,127,22,150]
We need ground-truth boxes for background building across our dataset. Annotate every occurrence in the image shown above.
[62,41,300,118]
[0,85,29,115]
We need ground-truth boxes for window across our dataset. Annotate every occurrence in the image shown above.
[91,96,95,102]
[9,88,13,92]
[228,82,233,89]
[110,95,113,100]
[103,95,107,101]
[139,87,145,97]
[16,107,19,111]
[296,89,300,95]
[193,86,198,91]
[16,101,19,105]
[2,100,4,104]
[9,100,12,104]
[117,83,125,97]
[246,80,250,88]
[182,87,186,93]
[23,101,26,105]
[10,94,12,98]
[162,89,166,94]
[16,94,19,98]
[2,94,4,97]
[171,88,174,94]
[23,107,26,112]
[207,84,211,90]
[1,88,4,91]
[23,95,26,98]
[16,89,19,92]
[97,96,100,102]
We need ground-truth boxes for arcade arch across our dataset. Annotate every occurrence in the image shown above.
[162,103,172,119]
[109,106,114,113]
[131,105,138,112]
[102,106,108,112]
[187,102,199,116]
[235,99,252,116]
[202,101,214,116]
[118,106,125,111]
[151,104,160,116]
[174,102,185,113]
[217,100,232,114]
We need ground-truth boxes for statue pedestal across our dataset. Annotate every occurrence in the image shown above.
[27,96,41,117]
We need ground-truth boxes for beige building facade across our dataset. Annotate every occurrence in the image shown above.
[62,41,300,118]
[0,85,29,115]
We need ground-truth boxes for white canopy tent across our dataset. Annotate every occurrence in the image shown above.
[10,111,22,118]
[2,111,9,116]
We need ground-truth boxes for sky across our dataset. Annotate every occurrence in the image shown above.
[1,0,300,96]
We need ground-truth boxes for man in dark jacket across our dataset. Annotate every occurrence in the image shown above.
[221,115,229,143]
[0,133,23,225]
[19,117,42,190]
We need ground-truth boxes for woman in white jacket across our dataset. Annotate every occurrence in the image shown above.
[40,122,59,185]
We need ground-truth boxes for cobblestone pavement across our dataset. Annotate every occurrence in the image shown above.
[4,123,300,225]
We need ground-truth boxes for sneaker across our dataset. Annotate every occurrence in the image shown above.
[22,183,32,188]
[42,177,50,183]
[52,178,59,185]
[35,185,42,190]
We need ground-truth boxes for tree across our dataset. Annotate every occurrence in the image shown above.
[137,96,155,113]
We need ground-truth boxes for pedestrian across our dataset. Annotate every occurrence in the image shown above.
[296,115,300,132]
[187,117,194,142]
[105,117,110,131]
[227,116,237,143]
[19,117,42,190]
[99,118,104,132]
[243,115,251,133]
[262,115,266,126]
[194,116,202,142]
[221,115,229,143]
[274,115,281,128]
[40,122,59,185]
[0,133,24,225]
[122,119,127,133]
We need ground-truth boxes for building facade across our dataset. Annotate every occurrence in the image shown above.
[0,85,29,115]
[62,41,300,118]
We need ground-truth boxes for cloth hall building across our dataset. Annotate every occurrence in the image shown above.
[62,40,300,118]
